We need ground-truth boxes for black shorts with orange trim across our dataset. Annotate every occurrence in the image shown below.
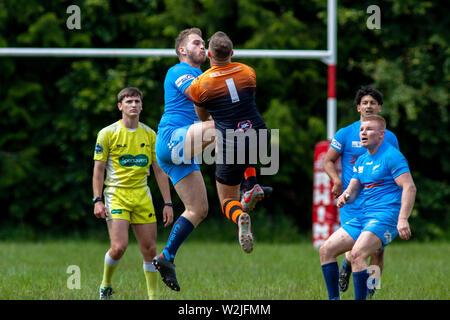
[215,127,270,186]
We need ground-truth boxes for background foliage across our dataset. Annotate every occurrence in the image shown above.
[0,0,448,240]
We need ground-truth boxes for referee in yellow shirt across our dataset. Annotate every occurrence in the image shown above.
[92,87,173,299]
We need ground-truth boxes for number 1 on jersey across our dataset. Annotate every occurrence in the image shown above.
[225,78,240,103]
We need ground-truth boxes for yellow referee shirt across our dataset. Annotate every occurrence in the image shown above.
[94,120,157,188]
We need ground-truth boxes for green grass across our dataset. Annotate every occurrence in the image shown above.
[0,240,448,300]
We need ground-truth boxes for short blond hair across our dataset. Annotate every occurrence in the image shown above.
[361,114,386,130]
[208,31,233,60]
[175,27,202,57]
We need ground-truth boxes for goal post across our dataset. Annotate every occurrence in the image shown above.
[0,0,337,138]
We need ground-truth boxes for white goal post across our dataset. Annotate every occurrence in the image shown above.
[0,0,337,139]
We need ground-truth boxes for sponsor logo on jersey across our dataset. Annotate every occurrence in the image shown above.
[373,164,380,171]
[358,166,364,173]
[352,141,362,148]
[209,66,242,77]
[350,155,359,164]
[95,143,103,154]
[237,120,252,132]
[119,154,149,167]
[331,138,341,150]
[175,74,194,87]
[366,161,373,165]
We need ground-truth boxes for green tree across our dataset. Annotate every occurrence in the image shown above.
[0,0,448,240]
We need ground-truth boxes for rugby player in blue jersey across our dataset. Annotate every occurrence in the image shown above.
[319,115,416,300]
[323,86,398,296]
[152,28,214,291]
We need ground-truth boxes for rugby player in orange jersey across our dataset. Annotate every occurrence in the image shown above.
[189,31,273,254]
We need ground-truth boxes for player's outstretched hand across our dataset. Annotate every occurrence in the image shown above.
[397,218,411,240]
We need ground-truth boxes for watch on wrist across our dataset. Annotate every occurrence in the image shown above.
[164,202,173,207]
[93,197,103,204]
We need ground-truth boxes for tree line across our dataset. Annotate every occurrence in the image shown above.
[0,0,448,240]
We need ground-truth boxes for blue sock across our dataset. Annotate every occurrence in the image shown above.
[342,257,352,273]
[353,270,370,300]
[162,216,194,263]
[321,262,340,300]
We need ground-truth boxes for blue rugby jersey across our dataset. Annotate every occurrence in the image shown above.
[158,62,202,138]
[352,141,410,223]
[330,120,399,191]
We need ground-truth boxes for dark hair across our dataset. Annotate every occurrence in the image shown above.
[117,87,143,103]
[354,86,383,105]
[175,27,203,56]
[208,31,233,60]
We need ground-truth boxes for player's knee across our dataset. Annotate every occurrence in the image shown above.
[141,242,157,258]
[196,202,209,221]
[350,248,366,265]
[110,243,127,259]
[319,241,334,262]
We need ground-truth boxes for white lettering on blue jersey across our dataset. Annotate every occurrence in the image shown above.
[331,138,342,150]
[175,74,194,88]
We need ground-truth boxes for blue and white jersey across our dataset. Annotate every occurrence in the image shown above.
[330,120,398,223]
[330,120,399,191]
[157,62,202,140]
[352,142,410,224]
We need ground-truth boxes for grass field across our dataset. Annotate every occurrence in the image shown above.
[0,240,448,300]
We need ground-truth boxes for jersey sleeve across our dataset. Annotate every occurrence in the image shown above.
[171,66,196,95]
[388,149,410,179]
[246,65,256,84]
[93,129,110,162]
[189,76,203,104]
[330,128,346,154]
[150,129,157,162]
[385,130,399,149]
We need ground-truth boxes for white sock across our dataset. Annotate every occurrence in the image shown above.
[143,261,157,272]
[105,251,120,267]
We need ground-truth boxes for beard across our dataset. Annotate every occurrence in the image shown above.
[187,49,206,65]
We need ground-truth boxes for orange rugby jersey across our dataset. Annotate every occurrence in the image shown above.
[190,62,266,133]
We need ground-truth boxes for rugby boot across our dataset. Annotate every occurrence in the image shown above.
[261,185,273,198]
[241,184,264,212]
[99,286,114,300]
[152,255,180,291]
[238,212,254,253]
[339,265,351,292]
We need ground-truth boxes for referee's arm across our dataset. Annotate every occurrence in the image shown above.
[151,160,174,227]
[93,160,108,218]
